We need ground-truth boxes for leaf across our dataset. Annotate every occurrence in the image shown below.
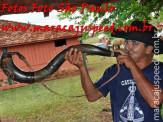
[57,0,163,39]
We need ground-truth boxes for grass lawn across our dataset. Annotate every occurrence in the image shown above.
[0,56,116,122]
[0,37,163,121]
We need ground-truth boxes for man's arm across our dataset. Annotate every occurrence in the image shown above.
[130,64,163,108]
[116,49,163,108]
[64,48,103,102]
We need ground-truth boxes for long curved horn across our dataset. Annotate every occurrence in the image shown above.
[0,44,119,83]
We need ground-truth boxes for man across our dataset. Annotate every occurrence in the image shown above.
[64,21,163,121]
[98,34,105,43]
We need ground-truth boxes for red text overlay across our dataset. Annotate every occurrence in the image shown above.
[0,3,115,14]
[0,21,153,37]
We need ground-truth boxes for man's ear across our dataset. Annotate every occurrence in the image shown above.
[146,45,154,54]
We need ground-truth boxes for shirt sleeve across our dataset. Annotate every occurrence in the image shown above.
[94,65,116,97]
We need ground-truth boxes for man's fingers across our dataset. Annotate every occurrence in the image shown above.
[68,48,73,57]
[64,51,68,60]
[117,58,125,64]
[73,53,80,65]
[117,55,128,64]
[71,48,78,63]
[65,48,82,65]
[115,49,128,55]
[117,55,128,59]
[67,48,73,63]
[79,52,83,61]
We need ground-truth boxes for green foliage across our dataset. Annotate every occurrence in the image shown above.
[58,0,163,38]
[158,7,163,22]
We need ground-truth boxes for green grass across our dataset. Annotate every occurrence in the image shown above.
[0,56,115,122]
[0,50,163,121]
[83,36,99,44]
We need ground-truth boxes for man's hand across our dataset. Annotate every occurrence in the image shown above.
[115,49,136,69]
[65,48,103,102]
[64,48,84,69]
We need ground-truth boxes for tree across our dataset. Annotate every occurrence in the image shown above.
[58,0,163,38]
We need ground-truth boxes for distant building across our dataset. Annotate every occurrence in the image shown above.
[0,20,82,81]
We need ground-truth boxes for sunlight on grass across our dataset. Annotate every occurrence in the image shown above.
[0,56,115,121]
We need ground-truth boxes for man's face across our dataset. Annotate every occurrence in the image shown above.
[124,40,147,63]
